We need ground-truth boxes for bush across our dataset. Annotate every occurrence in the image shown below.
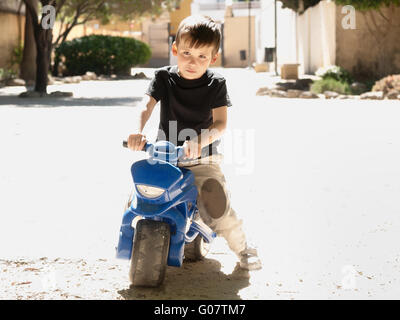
[55,35,151,76]
[0,68,17,81]
[311,78,351,95]
[315,65,353,84]
[372,74,400,94]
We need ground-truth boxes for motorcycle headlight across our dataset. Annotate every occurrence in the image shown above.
[136,184,165,199]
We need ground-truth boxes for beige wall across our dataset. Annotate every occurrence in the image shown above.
[223,16,255,67]
[0,11,25,70]
[169,0,192,36]
[335,5,400,79]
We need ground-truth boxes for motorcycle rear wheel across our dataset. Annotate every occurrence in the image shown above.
[129,219,170,287]
[184,234,210,262]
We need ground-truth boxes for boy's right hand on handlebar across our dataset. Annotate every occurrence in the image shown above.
[127,133,147,151]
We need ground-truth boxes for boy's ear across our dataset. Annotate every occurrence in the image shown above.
[171,41,178,57]
[211,52,219,64]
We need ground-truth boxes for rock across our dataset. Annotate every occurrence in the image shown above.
[82,71,97,81]
[386,89,399,100]
[324,91,339,99]
[63,76,81,84]
[19,91,42,98]
[276,78,313,92]
[299,91,318,99]
[49,91,73,97]
[6,78,26,86]
[48,76,55,85]
[132,72,149,80]
[337,95,350,99]
[269,89,288,98]
[256,87,270,96]
[286,89,303,98]
[350,82,367,95]
[360,91,384,100]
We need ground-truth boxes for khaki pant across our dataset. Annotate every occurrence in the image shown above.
[178,155,247,256]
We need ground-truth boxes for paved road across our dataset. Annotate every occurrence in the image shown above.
[1,68,400,299]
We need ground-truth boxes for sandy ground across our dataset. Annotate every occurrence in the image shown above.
[0,68,400,300]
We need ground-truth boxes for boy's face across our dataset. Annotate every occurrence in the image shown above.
[172,38,218,80]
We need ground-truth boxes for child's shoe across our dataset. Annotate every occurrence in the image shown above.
[238,246,262,271]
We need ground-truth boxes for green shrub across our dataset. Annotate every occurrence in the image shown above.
[372,74,400,94]
[0,68,17,81]
[55,35,152,76]
[311,78,351,95]
[315,65,353,84]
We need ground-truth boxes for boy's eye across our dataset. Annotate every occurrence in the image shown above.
[199,55,207,59]
[183,51,190,55]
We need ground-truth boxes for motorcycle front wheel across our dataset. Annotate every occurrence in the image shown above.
[129,219,170,287]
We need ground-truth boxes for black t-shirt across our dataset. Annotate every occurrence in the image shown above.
[146,65,232,156]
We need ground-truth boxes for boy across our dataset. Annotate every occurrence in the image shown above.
[127,15,261,271]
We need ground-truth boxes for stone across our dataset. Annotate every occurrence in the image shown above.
[360,91,384,100]
[256,87,270,96]
[49,91,73,97]
[269,89,287,98]
[350,82,367,95]
[299,91,318,99]
[82,71,97,81]
[324,91,339,99]
[132,72,149,80]
[286,89,303,98]
[6,78,26,86]
[48,76,55,85]
[386,89,400,100]
[276,78,313,91]
[337,95,350,99]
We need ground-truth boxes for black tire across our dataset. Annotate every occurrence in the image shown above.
[129,219,170,287]
[184,234,210,262]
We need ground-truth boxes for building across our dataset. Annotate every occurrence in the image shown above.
[0,1,25,71]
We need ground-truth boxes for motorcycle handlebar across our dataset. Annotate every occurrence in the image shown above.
[122,140,185,159]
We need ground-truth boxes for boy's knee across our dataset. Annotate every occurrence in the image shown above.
[200,178,227,219]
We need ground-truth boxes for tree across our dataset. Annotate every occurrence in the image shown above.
[20,0,37,82]
[52,0,181,75]
[335,0,400,77]
[278,0,322,14]
[21,0,181,94]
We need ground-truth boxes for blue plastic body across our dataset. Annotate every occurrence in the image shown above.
[116,141,216,267]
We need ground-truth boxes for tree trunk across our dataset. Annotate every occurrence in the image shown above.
[34,28,52,94]
[20,0,38,82]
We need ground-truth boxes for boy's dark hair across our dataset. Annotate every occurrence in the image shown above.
[175,15,221,55]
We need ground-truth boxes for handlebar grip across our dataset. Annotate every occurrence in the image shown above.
[122,140,150,151]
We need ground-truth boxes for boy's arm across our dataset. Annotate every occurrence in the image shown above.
[127,94,157,151]
[184,106,228,159]
[138,94,157,133]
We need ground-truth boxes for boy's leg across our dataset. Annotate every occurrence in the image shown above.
[186,160,247,256]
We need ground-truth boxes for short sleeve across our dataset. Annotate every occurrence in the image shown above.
[145,69,166,102]
[212,80,232,109]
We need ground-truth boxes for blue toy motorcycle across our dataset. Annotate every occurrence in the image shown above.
[116,140,216,287]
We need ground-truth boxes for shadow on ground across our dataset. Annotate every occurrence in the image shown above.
[0,96,142,107]
[118,258,250,300]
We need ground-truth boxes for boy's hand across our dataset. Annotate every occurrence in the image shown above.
[127,133,147,151]
[183,140,202,159]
